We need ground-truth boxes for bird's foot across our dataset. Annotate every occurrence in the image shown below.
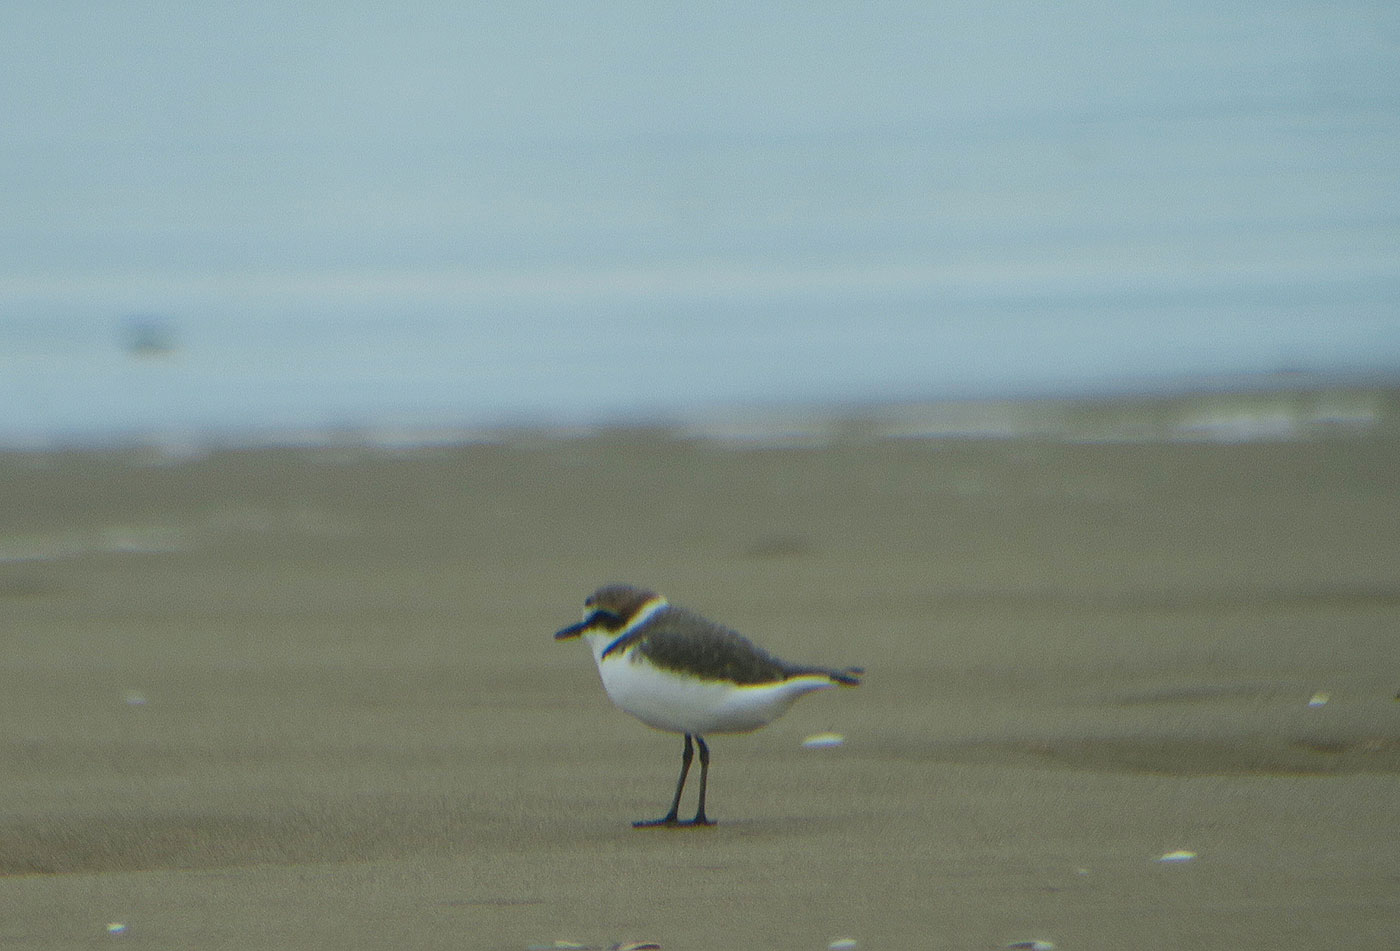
[632,815,715,828]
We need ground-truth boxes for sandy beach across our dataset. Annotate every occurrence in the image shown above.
[3,389,1399,949]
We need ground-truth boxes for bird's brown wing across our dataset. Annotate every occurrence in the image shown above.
[630,607,795,685]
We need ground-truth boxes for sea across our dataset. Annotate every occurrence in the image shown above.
[3,1,1398,448]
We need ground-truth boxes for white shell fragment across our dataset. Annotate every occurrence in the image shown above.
[1006,942,1055,951]
[828,940,859,950]
[802,732,846,749]
[1307,691,1329,707]
[1157,850,1197,862]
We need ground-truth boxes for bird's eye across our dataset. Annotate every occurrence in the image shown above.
[589,609,624,630]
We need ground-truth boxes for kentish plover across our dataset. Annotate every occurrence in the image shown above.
[555,584,862,826]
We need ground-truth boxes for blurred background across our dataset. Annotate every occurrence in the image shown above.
[3,0,1398,446]
[5,7,1400,942]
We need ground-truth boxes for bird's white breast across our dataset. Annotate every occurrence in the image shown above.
[580,632,834,735]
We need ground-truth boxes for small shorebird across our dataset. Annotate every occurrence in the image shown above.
[554,584,862,827]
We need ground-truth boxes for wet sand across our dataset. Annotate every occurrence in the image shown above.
[3,393,1399,949]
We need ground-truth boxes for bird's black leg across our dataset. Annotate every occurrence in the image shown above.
[633,733,694,827]
[691,735,715,826]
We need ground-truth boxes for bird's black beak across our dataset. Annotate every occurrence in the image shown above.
[554,619,591,640]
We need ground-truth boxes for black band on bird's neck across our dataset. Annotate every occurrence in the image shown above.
[600,631,632,659]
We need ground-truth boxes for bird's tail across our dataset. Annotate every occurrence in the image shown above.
[783,662,864,686]
[828,666,864,686]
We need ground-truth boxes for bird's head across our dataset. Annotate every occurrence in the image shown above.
[554,584,667,640]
